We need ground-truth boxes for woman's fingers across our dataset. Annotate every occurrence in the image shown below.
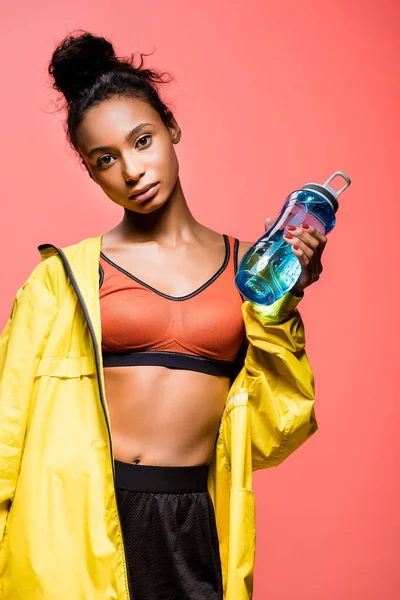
[264,217,274,231]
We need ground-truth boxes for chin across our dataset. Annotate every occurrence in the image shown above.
[134,185,176,213]
[136,197,168,213]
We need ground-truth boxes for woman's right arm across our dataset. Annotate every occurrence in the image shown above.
[0,268,59,543]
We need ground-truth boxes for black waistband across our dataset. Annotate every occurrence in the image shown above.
[102,350,234,377]
[114,460,209,493]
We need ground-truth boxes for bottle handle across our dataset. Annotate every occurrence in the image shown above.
[323,171,351,198]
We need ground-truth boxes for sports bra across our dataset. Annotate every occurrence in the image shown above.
[99,234,246,378]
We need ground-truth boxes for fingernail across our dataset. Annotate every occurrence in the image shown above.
[287,225,296,231]
[301,224,310,229]
[293,245,299,250]
[284,234,294,239]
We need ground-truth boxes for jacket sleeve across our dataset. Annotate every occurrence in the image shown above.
[229,292,317,471]
[0,267,59,543]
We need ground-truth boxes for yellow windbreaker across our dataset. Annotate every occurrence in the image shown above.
[0,235,317,599]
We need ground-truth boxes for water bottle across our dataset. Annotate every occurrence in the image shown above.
[235,171,351,305]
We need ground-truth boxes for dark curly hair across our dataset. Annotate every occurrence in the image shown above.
[48,31,174,151]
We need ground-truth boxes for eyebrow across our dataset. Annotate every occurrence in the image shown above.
[87,123,152,159]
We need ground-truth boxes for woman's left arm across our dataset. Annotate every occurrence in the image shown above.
[226,218,327,471]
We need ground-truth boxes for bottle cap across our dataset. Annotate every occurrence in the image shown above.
[302,171,351,213]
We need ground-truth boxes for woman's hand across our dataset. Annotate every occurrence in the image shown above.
[264,217,327,296]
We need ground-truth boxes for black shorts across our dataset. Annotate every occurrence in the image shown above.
[115,459,223,600]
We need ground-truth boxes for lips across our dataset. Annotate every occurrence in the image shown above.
[129,183,160,202]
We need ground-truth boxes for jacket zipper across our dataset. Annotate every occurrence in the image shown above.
[39,244,133,599]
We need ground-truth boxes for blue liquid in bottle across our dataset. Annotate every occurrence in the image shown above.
[235,171,351,305]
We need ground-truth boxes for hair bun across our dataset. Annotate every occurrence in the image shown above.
[49,31,117,103]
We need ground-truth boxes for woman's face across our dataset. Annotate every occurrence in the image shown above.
[77,96,181,213]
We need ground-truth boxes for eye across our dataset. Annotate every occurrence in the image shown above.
[97,155,116,168]
[136,134,152,149]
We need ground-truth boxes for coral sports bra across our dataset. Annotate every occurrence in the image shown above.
[99,234,246,378]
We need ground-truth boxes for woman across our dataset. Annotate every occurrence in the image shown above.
[0,32,322,600]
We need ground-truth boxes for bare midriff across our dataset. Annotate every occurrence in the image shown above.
[104,365,231,466]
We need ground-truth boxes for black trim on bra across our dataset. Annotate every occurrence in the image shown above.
[233,238,240,275]
[102,349,234,377]
[233,237,247,303]
[99,234,230,301]
[231,335,248,381]
[99,263,104,289]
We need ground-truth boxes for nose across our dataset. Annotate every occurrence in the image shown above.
[122,153,146,183]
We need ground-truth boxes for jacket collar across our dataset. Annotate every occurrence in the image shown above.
[38,234,103,344]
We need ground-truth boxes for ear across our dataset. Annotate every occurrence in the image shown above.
[167,114,181,144]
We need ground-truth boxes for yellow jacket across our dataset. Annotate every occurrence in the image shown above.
[0,235,317,599]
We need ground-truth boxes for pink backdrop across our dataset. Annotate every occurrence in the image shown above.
[1,1,399,598]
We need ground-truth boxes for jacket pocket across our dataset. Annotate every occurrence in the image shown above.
[35,355,96,378]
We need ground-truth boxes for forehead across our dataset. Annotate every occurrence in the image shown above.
[77,96,162,153]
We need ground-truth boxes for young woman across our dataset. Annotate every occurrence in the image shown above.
[0,32,323,600]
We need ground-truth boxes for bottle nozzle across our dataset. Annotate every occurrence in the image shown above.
[302,170,351,213]
[323,171,351,199]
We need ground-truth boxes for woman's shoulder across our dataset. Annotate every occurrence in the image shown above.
[203,226,253,264]
[236,240,253,264]
[25,235,102,289]
[38,234,102,259]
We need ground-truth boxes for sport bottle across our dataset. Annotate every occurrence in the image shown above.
[235,171,351,305]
